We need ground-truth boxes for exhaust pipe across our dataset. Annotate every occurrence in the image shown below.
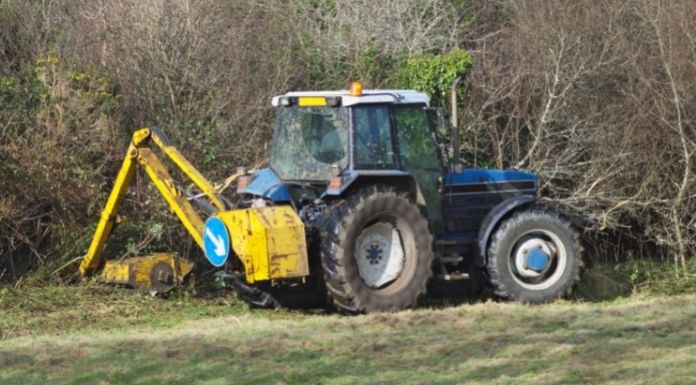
[450,76,462,171]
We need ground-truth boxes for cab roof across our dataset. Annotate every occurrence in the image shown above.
[271,89,430,107]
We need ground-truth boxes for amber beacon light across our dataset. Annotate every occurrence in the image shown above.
[349,81,363,96]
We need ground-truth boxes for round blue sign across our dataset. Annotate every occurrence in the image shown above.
[203,217,230,267]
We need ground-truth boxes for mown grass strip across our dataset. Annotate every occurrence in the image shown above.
[1,291,695,385]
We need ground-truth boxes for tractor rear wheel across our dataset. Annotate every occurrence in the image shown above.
[486,207,582,303]
[320,185,434,313]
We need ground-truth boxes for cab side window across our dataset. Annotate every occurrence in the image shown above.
[353,106,395,168]
[394,106,441,171]
[394,105,443,223]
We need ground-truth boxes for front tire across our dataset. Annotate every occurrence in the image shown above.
[486,207,582,303]
[320,185,434,313]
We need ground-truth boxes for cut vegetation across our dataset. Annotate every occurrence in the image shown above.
[1,286,696,385]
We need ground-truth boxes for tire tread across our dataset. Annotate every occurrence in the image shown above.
[320,185,434,313]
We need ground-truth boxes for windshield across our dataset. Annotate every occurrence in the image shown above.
[270,106,349,181]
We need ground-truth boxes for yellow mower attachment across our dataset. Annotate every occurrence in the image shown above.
[80,127,310,292]
[101,253,194,293]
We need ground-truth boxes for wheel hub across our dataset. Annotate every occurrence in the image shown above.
[526,249,549,272]
[514,237,554,278]
[355,222,405,288]
[365,244,384,265]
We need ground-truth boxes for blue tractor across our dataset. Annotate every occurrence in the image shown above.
[228,82,583,312]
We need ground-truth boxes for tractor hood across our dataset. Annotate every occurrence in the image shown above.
[238,168,291,202]
[444,168,537,194]
[444,168,537,185]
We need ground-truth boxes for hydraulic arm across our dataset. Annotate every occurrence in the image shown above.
[79,127,230,278]
[79,127,309,293]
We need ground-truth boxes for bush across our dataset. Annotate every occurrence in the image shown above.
[397,48,473,107]
[0,0,694,289]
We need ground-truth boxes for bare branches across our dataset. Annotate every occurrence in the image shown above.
[1,0,695,280]
[641,1,694,274]
[466,0,696,265]
[283,0,462,86]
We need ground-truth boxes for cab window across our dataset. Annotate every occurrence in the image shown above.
[394,105,441,171]
[353,105,395,168]
[394,105,443,222]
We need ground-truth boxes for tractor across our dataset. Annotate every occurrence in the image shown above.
[80,82,583,313]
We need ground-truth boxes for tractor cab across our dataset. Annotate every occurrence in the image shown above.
[242,83,445,222]
[241,82,535,238]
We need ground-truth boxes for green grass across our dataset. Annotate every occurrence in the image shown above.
[2,283,696,384]
[0,283,308,340]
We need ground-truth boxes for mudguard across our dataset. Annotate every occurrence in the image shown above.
[475,194,536,266]
[239,168,291,202]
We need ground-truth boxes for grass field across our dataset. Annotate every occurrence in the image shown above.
[1,283,696,385]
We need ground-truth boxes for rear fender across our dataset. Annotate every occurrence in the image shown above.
[475,194,536,267]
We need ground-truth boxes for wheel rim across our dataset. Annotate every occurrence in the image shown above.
[355,221,406,289]
[509,229,567,290]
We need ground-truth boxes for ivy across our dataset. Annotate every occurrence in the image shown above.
[397,48,473,107]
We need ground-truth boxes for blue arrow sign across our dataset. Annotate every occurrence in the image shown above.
[203,217,230,267]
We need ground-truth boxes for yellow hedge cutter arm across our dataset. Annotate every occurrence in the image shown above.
[79,128,228,275]
[79,128,309,293]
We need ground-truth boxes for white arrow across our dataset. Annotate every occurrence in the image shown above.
[205,228,226,257]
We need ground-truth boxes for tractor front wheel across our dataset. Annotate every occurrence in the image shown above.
[320,186,434,313]
[486,208,582,303]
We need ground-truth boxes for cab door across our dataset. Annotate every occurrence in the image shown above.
[393,105,445,225]
[352,104,397,169]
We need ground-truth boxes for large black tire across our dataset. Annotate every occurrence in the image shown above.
[486,207,583,303]
[320,185,434,313]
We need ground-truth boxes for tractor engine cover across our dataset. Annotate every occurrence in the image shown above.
[218,206,309,284]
